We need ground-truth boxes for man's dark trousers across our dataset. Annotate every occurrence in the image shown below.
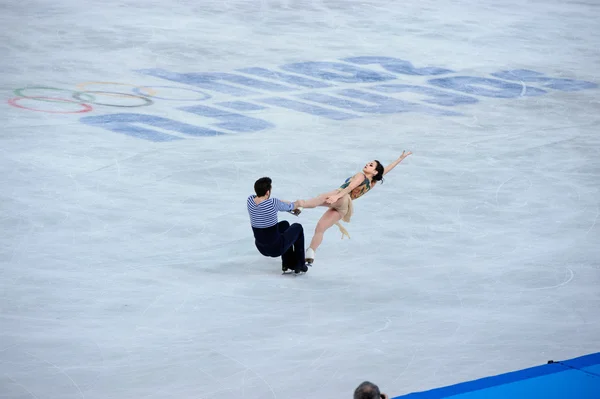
[253,221,305,270]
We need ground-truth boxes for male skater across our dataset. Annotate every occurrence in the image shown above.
[354,381,389,399]
[247,177,308,274]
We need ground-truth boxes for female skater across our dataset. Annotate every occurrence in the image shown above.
[299,150,412,265]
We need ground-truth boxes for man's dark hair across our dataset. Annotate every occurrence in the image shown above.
[254,177,272,196]
[354,381,383,399]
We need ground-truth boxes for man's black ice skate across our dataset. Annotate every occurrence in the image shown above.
[282,264,294,274]
[294,263,308,274]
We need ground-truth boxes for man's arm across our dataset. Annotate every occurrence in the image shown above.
[383,150,412,176]
[273,198,295,212]
[277,198,305,209]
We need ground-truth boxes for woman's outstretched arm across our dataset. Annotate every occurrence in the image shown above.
[383,150,412,176]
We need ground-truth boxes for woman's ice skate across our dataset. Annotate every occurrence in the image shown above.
[305,247,315,265]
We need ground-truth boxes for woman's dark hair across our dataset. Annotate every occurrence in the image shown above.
[372,160,384,183]
[254,177,272,196]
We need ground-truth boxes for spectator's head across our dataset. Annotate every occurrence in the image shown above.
[254,177,272,197]
[353,381,388,399]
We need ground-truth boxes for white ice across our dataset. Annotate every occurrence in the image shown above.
[1,0,599,398]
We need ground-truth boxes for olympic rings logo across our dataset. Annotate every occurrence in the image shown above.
[7,82,212,114]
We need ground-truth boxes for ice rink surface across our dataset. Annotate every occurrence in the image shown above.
[1,1,599,398]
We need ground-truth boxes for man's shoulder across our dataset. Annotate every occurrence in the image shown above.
[247,195,260,208]
[248,196,278,207]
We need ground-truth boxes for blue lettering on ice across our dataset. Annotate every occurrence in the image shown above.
[297,89,461,116]
[258,97,359,120]
[179,104,274,133]
[428,76,547,98]
[342,56,454,76]
[280,61,398,83]
[79,114,224,142]
[370,84,478,106]
[136,69,294,96]
[215,101,266,111]
[236,67,333,88]
[79,56,597,141]
[490,69,598,91]
[216,101,268,111]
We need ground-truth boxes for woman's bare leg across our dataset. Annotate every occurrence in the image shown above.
[301,190,339,209]
[308,208,343,252]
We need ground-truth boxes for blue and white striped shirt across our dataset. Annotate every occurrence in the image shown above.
[247,195,294,228]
